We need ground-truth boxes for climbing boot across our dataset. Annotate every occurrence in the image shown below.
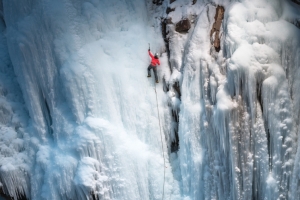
[156,80,159,83]
[147,75,151,78]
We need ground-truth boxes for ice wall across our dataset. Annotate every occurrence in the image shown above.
[1,0,300,199]
[162,0,300,199]
[1,0,180,199]
[0,5,31,199]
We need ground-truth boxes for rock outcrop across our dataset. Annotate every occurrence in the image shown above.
[175,19,191,33]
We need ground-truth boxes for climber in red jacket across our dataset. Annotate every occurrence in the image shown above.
[147,49,160,83]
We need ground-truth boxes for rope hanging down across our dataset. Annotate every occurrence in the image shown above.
[154,83,166,200]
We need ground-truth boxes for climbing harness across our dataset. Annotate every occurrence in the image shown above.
[154,83,166,200]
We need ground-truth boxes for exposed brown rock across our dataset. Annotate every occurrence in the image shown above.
[210,6,225,52]
[175,19,191,33]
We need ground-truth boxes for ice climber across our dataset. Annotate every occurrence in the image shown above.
[147,49,160,83]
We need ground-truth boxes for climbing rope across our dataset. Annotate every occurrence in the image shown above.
[154,83,166,200]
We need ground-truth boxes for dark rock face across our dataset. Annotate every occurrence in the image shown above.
[292,0,300,5]
[161,17,173,39]
[161,17,172,71]
[153,0,163,5]
[192,0,197,5]
[166,7,175,14]
[175,19,191,33]
[170,0,176,4]
[294,20,300,29]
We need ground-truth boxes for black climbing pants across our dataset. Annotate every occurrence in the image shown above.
[148,65,158,82]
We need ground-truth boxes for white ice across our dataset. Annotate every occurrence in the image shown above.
[1,0,180,199]
[1,0,300,200]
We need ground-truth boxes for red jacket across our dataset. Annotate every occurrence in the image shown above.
[149,51,160,66]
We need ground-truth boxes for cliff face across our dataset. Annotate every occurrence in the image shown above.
[0,0,300,199]
[1,1,175,199]
[158,0,300,199]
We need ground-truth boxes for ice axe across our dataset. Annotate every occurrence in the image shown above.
[148,43,150,51]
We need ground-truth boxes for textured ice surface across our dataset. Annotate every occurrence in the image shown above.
[0,0,300,199]
[163,0,300,199]
[1,0,179,199]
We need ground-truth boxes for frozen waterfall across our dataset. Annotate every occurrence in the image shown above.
[0,0,300,200]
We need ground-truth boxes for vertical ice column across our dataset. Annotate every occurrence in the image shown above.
[172,0,299,199]
[0,6,30,199]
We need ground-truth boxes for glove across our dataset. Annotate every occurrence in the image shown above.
[148,49,150,51]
